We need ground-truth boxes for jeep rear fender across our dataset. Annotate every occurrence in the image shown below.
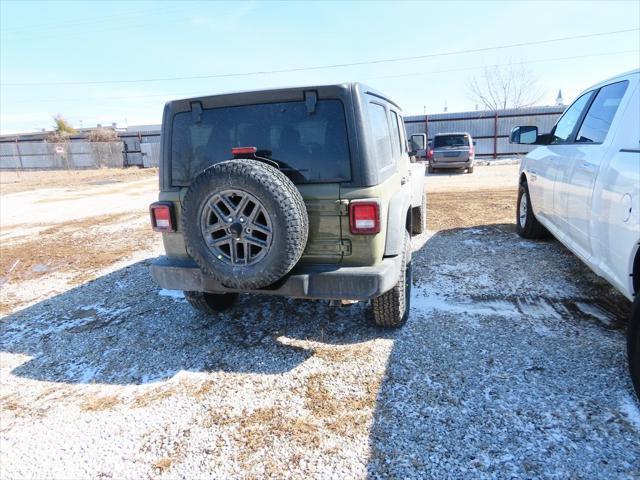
[384,186,411,257]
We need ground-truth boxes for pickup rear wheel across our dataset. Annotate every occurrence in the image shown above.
[184,291,239,314]
[372,232,412,327]
[629,296,640,400]
[516,182,548,239]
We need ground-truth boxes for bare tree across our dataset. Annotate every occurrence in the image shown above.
[467,62,543,111]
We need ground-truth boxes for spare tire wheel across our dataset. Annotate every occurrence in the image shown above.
[182,159,308,289]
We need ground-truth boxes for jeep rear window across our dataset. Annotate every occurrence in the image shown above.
[434,135,469,148]
[171,100,351,184]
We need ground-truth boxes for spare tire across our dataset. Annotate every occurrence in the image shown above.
[182,159,308,289]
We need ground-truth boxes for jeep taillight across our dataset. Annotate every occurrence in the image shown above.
[150,202,175,232]
[469,146,474,157]
[349,201,380,234]
[232,146,257,156]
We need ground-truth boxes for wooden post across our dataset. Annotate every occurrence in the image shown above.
[15,139,24,172]
[493,111,499,159]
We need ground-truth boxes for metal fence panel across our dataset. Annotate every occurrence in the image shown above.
[141,142,160,168]
[0,141,125,169]
[405,105,565,157]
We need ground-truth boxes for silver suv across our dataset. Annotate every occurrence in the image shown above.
[427,132,475,174]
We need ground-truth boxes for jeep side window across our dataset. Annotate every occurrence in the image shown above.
[368,102,394,169]
[389,110,402,157]
[398,114,408,152]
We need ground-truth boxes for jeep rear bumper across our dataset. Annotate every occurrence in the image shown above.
[150,255,403,301]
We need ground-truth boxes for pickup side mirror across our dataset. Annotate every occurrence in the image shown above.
[410,133,426,151]
[510,126,538,144]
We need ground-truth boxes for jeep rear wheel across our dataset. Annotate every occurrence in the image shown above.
[372,232,412,327]
[184,291,238,314]
[182,160,308,289]
[411,192,427,235]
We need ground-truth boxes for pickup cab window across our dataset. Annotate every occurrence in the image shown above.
[551,91,594,144]
[576,81,629,144]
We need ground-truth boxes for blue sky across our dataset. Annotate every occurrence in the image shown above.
[1,0,639,134]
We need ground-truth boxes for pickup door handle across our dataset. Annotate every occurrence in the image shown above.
[401,176,408,185]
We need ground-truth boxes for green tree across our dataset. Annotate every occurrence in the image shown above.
[52,115,76,134]
[46,115,76,143]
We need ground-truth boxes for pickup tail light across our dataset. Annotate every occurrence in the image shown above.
[349,201,380,234]
[427,148,434,160]
[150,202,175,232]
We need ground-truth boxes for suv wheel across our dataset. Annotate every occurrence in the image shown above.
[372,232,412,327]
[184,291,239,314]
[629,296,640,400]
[182,160,308,289]
[516,182,548,239]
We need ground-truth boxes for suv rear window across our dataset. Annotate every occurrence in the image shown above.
[171,100,351,184]
[434,134,469,148]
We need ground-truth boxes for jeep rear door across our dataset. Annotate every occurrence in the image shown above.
[169,98,351,265]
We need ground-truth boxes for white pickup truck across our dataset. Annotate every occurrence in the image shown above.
[509,69,640,399]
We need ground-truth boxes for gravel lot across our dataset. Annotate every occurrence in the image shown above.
[1,165,639,479]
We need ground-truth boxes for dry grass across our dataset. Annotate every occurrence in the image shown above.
[235,407,323,463]
[152,457,173,473]
[0,395,50,420]
[81,395,121,412]
[130,387,176,408]
[427,187,517,231]
[0,212,159,314]
[302,373,380,437]
[313,343,373,362]
[0,168,156,195]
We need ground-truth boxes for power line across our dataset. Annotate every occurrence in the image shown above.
[4,48,637,105]
[371,49,640,80]
[2,27,638,87]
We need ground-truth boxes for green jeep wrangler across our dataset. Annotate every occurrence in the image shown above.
[150,83,426,327]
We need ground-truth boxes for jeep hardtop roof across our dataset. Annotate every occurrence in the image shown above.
[164,82,400,111]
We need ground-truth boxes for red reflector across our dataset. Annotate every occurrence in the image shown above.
[349,201,380,234]
[150,202,175,232]
[231,146,257,156]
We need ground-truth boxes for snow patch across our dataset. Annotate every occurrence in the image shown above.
[620,396,640,431]
[159,289,185,300]
[574,302,615,327]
